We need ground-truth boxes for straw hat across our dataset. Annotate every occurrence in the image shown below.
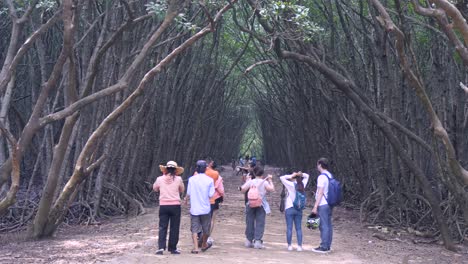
[159,161,184,175]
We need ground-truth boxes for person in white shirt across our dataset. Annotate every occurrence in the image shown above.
[280,171,310,251]
[312,157,333,253]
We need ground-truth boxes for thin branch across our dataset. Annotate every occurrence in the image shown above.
[74,12,106,48]
[119,0,135,20]
[199,1,215,31]
[84,154,107,175]
[5,0,19,20]
[232,7,269,44]
[411,0,468,66]
[17,0,39,24]
[460,82,468,94]
[244,60,278,75]
[0,10,62,93]
[376,112,432,152]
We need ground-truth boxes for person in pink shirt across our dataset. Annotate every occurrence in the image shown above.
[153,161,185,255]
[208,161,225,243]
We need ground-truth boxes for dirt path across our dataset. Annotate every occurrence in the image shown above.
[0,165,466,264]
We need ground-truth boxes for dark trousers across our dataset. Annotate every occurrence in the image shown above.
[158,205,181,251]
[245,206,266,241]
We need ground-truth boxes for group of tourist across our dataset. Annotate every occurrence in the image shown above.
[152,157,335,255]
[152,159,224,254]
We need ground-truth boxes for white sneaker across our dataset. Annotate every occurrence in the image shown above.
[287,245,293,251]
[297,246,303,252]
[253,240,263,249]
[245,239,253,248]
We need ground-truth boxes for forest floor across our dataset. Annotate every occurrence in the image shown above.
[0,165,467,264]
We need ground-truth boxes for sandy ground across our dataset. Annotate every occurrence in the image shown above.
[0,165,467,264]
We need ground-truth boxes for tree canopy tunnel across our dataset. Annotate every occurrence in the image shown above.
[237,0,468,251]
[0,0,249,238]
[0,0,466,250]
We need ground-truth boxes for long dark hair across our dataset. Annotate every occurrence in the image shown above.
[167,167,176,180]
[295,175,305,193]
[251,166,264,179]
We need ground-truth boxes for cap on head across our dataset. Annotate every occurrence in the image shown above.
[196,160,207,173]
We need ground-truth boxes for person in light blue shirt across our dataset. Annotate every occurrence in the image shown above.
[185,160,215,254]
[239,156,245,167]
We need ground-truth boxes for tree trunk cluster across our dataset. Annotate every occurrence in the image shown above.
[239,0,467,250]
[0,0,242,237]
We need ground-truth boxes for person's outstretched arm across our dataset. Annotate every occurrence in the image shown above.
[265,175,275,192]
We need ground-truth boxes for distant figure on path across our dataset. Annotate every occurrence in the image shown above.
[153,161,185,255]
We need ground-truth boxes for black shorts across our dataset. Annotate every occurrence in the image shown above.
[210,197,223,212]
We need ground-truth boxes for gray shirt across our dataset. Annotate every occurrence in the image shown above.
[241,178,271,197]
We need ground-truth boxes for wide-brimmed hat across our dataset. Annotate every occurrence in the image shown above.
[159,161,184,175]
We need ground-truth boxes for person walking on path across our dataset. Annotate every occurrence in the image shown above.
[205,159,224,244]
[240,166,275,249]
[312,157,333,253]
[280,171,310,252]
[153,161,185,255]
[185,160,215,254]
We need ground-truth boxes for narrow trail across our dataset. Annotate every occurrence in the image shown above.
[107,165,363,264]
[111,167,365,264]
[0,166,466,263]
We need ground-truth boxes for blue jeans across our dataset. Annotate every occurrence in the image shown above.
[318,204,333,249]
[285,207,303,245]
[245,206,266,241]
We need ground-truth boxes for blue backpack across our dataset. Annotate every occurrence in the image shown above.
[322,173,342,207]
[293,183,307,210]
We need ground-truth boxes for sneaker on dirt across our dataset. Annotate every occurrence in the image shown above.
[253,240,263,249]
[245,239,253,248]
[312,246,330,253]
